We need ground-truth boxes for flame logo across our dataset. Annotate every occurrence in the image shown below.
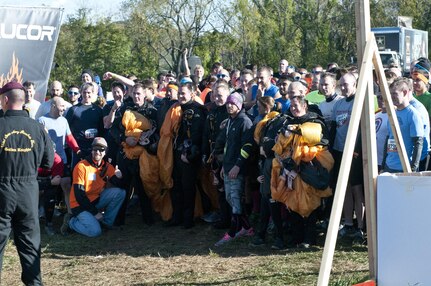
[0,52,23,86]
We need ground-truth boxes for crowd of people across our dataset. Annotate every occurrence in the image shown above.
[1,55,431,285]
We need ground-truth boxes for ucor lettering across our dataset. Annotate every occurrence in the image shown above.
[0,23,55,41]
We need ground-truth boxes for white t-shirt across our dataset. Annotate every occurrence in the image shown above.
[319,94,343,131]
[25,99,41,119]
[375,110,388,166]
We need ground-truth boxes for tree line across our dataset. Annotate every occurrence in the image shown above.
[51,0,431,92]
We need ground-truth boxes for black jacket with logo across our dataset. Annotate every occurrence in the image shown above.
[215,109,253,174]
[175,100,207,163]
[0,110,54,181]
[202,104,229,160]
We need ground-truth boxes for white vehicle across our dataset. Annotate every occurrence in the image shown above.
[372,26,428,75]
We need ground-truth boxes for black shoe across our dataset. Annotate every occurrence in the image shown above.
[249,235,265,247]
[183,221,195,229]
[164,219,182,227]
[60,213,71,236]
[298,242,310,249]
[45,223,55,236]
[143,217,155,226]
[271,237,286,250]
[286,237,298,248]
[213,221,230,229]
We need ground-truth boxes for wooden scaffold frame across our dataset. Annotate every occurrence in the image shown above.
[317,1,412,285]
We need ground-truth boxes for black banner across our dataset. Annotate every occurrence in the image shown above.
[0,6,63,102]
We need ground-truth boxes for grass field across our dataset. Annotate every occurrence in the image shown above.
[2,214,369,285]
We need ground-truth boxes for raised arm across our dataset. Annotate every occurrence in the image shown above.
[183,48,191,77]
[103,72,135,88]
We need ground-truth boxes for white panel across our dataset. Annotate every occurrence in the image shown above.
[377,172,431,285]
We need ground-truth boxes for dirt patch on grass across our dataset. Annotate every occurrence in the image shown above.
[2,214,369,285]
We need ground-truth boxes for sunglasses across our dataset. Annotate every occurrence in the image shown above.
[68,91,79,95]
[216,74,228,79]
[289,95,303,99]
[92,147,106,152]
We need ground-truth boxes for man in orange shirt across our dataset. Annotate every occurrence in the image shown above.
[68,137,125,237]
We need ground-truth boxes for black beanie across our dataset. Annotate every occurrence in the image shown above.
[81,69,94,81]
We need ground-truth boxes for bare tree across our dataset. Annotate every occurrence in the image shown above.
[124,0,215,74]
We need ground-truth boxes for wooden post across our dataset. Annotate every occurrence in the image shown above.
[355,0,378,279]
[317,35,375,285]
[317,35,413,285]
[360,69,378,279]
[318,1,413,283]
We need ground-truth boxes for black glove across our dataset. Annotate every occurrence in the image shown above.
[282,157,297,172]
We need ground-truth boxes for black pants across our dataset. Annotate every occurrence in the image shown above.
[38,177,57,224]
[419,156,429,171]
[116,153,153,225]
[256,158,283,239]
[217,190,231,225]
[256,193,284,240]
[41,187,57,224]
[0,180,42,285]
[171,151,199,227]
[211,162,231,225]
[289,208,319,245]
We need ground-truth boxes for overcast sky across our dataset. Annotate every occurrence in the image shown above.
[1,0,124,21]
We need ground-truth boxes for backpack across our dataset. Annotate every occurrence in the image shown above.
[299,158,330,190]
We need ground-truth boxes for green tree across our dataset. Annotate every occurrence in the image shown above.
[52,9,135,92]
[50,0,431,88]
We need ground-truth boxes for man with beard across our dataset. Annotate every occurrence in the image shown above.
[35,80,72,119]
[69,137,125,237]
[247,66,281,117]
[38,97,81,234]
[275,75,292,113]
[166,82,206,229]
[115,80,158,226]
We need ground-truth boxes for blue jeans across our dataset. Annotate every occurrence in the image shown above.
[69,187,125,237]
[223,173,244,215]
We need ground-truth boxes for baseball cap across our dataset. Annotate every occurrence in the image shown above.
[180,77,193,84]
[92,137,108,148]
[0,81,25,95]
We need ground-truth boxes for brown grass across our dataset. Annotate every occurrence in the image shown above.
[2,214,369,285]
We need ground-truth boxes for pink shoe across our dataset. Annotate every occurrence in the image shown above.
[235,227,254,238]
[214,233,235,247]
